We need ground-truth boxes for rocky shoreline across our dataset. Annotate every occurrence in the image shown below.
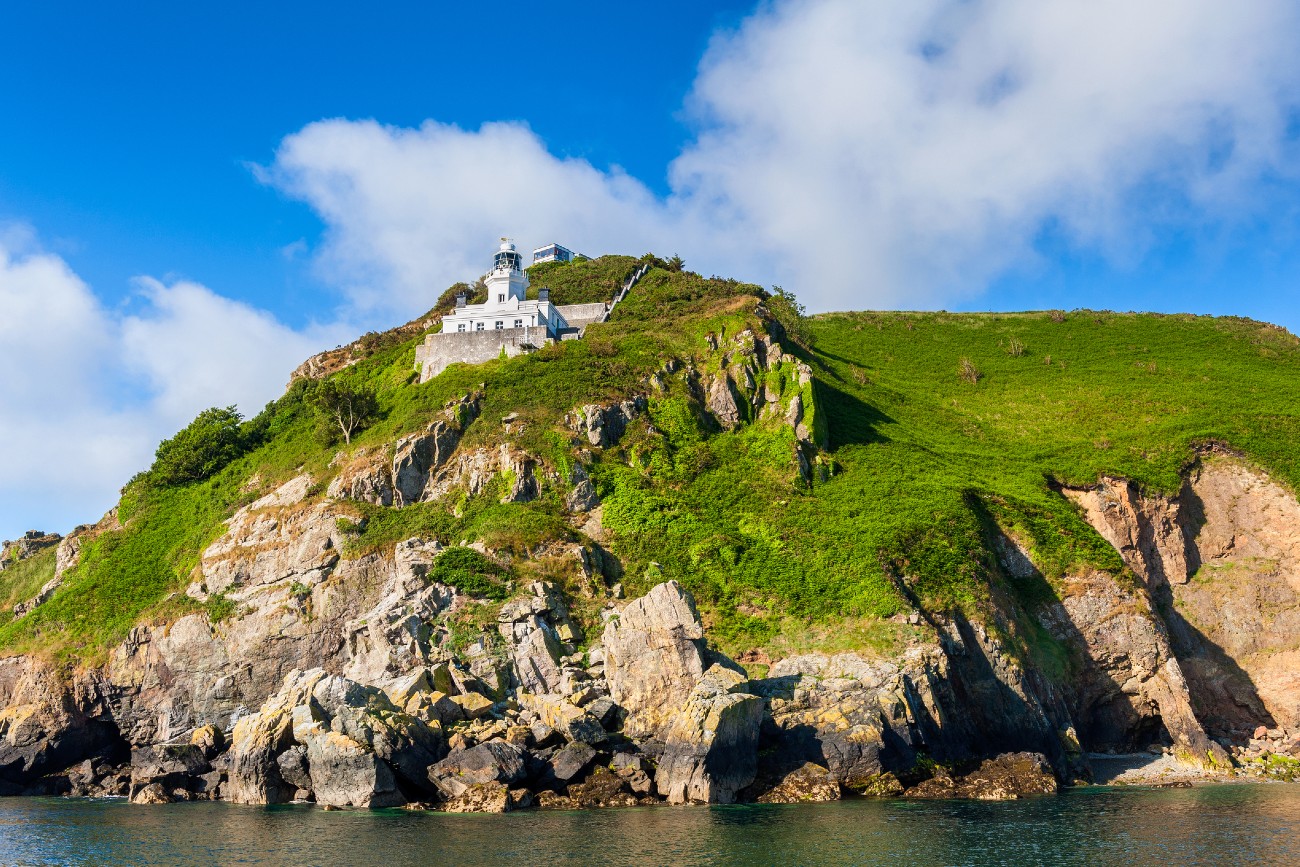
[3,579,1072,810]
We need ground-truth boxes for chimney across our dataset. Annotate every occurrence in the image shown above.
[455,292,467,308]
[538,287,550,303]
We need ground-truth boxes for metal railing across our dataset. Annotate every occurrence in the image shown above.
[597,263,651,324]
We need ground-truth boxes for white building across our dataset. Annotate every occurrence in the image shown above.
[440,239,568,337]
[414,237,641,383]
[532,242,576,265]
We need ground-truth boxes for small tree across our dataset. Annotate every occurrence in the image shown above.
[766,285,810,346]
[309,380,378,445]
[149,406,246,486]
[666,254,685,273]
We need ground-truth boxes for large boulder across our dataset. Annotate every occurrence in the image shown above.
[428,740,527,798]
[904,752,1058,800]
[602,581,709,738]
[304,731,404,808]
[654,665,763,804]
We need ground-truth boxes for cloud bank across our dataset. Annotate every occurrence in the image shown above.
[0,231,333,539]
[269,0,1300,316]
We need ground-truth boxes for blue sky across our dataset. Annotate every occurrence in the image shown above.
[3,0,1300,540]
[0,1,753,327]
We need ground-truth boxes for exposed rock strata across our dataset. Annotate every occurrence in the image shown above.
[1063,455,1300,753]
[4,447,1300,810]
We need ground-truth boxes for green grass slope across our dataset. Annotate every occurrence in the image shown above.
[2,253,1298,669]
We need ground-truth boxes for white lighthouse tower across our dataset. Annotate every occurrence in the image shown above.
[485,237,529,306]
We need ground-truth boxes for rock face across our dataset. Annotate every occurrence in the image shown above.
[603,581,710,738]
[226,668,444,808]
[1037,567,1228,767]
[3,433,1300,812]
[1064,454,1300,752]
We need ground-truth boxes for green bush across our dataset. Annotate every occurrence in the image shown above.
[148,406,246,486]
[428,547,510,600]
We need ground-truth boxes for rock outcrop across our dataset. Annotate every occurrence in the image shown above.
[0,531,61,571]
[3,445,1299,812]
[227,668,444,808]
[1064,454,1300,757]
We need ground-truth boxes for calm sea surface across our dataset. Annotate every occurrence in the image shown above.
[0,784,1296,866]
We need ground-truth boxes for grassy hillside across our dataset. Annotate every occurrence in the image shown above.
[2,253,1298,668]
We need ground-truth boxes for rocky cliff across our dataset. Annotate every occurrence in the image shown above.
[2,268,1299,809]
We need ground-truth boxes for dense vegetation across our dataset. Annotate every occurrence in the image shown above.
[2,251,1298,668]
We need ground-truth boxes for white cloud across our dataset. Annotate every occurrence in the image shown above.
[267,0,1300,316]
[122,277,331,422]
[266,120,677,316]
[0,233,337,540]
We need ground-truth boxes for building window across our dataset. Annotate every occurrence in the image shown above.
[495,321,503,330]
[475,322,484,331]
[498,294,505,303]
[457,323,466,332]
[514,319,523,328]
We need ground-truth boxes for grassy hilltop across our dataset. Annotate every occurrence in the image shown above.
[3,254,1299,668]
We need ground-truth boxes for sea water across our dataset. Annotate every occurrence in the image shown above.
[0,783,1296,866]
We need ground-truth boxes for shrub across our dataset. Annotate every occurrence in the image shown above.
[766,285,810,346]
[428,547,510,600]
[1006,337,1026,357]
[958,357,982,384]
[148,406,246,486]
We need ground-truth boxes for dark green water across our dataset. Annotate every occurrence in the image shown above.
[1,784,1297,866]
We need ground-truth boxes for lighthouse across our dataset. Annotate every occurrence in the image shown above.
[484,237,530,306]
[415,236,639,382]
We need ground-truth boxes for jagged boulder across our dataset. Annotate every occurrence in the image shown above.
[602,581,708,738]
[654,665,763,804]
[567,766,638,808]
[128,744,210,802]
[749,761,841,804]
[518,693,605,745]
[305,730,404,808]
[428,741,526,798]
[758,653,914,788]
[706,376,743,429]
[573,397,646,448]
[497,582,579,695]
[342,538,455,683]
[0,531,61,571]
[566,465,599,513]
